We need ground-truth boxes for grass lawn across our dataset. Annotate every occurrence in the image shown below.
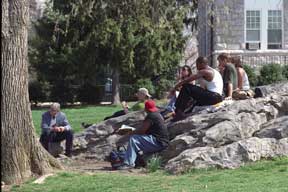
[11,157,288,192]
[32,105,122,135]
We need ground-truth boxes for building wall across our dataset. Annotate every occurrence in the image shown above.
[213,0,245,50]
[284,0,288,49]
[197,1,213,59]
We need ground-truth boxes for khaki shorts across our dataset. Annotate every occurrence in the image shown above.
[232,89,255,100]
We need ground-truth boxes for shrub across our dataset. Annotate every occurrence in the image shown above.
[243,64,258,87]
[258,64,284,85]
[77,84,104,104]
[133,78,155,97]
[154,78,175,99]
[28,80,50,104]
[282,65,288,80]
[146,155,162,173]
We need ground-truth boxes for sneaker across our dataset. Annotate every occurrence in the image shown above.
[116,165,133,170]
[64,153,72,158]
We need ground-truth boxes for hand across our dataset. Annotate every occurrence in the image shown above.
[58,126,65,132]
[225,96,232,100]
[52,126,60,132]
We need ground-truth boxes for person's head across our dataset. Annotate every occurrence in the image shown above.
[196,56,209,70]
[144,100,158,113]
[49,102,60,117]
[231,56,242,68]
[180,65,192,79]
[217,53,229,70]
[136,88,151,101]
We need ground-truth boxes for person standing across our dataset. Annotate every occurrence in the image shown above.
[40,103,73,157]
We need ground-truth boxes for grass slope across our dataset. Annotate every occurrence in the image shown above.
[11,157,288,192]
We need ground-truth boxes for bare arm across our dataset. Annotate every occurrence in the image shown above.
[237,68,244,90]
[226,83,233,98]
[130,119,151,135]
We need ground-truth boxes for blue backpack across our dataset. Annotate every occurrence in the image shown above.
[109,146,126,170]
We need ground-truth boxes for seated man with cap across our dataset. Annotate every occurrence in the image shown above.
[117,100,170,170]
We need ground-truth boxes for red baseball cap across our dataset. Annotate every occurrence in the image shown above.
[145,100,158,112]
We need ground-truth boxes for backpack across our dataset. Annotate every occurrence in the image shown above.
[108,146,146,170]
[109,146,126,170]
[254,86,269,98]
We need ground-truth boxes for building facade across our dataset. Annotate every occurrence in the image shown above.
[198,0,288,68]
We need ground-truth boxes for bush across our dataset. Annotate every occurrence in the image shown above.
[282,65,288,80]
[50,82,77,104]
[28,80,50,104]
[133,78,155,97]
[243,64,258,87]
[154,78,175,99]
[258,64,284,85]
[146,155,162,173]
[77,84,104,104]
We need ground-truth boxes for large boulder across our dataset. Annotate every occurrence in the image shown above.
[73,111,146,160]
[253,116,288,139]
[73,83,288,171]
[165,137,288,174]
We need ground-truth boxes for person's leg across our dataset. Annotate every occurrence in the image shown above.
[104,110,126,120]
[174,84,222,121]
[51,130,73,156]
[123,134,164,167]
[39,132,50,151]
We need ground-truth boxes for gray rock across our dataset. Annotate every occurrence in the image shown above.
[73,111,146,160]
[253,116,288,139]
[72,84,288,172]
[48,142,63,157]
[165,137,288,174]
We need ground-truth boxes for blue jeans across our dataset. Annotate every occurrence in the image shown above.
[124,134,165,167]
[165,95,177,112]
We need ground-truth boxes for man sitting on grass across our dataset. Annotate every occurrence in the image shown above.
[117,100,170,170]
[40,102,73,157]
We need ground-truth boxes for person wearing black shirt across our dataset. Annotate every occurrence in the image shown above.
[118,100,169,169]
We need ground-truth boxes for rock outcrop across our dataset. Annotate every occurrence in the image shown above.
[73,83,288,172]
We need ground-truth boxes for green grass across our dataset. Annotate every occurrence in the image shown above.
[11,157,288,192]
[32,105,121,135]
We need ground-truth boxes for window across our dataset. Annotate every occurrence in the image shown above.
[268,10,282,49]
[246,10,261,42]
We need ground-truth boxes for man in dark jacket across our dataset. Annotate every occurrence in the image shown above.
[40,103,73,157]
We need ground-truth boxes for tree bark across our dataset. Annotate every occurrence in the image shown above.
[111,67,121,105]
[1,0,62,185]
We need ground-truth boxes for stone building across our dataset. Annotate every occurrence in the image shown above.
[198,0,288,68]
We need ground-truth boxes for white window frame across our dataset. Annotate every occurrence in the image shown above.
[267,10,283,49]
[245,10,261,43]
[244,0,283,50]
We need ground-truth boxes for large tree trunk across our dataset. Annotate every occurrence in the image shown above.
[111,67,121,105]
[1,0,62,185]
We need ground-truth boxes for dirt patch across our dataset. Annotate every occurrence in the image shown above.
[58,155,148,175]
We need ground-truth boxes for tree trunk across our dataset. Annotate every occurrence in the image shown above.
[111,67,121,105]
[1,0,62,185]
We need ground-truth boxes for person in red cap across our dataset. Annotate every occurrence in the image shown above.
[117,100,170,170]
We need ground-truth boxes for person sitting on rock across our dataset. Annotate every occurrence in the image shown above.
[171,56,223,122]
[103,88,151,121]
[217,53,238,99]
[161,65,194,119]
[231,56,255,100]
[40,103,73,157]
[117,100,170,170]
